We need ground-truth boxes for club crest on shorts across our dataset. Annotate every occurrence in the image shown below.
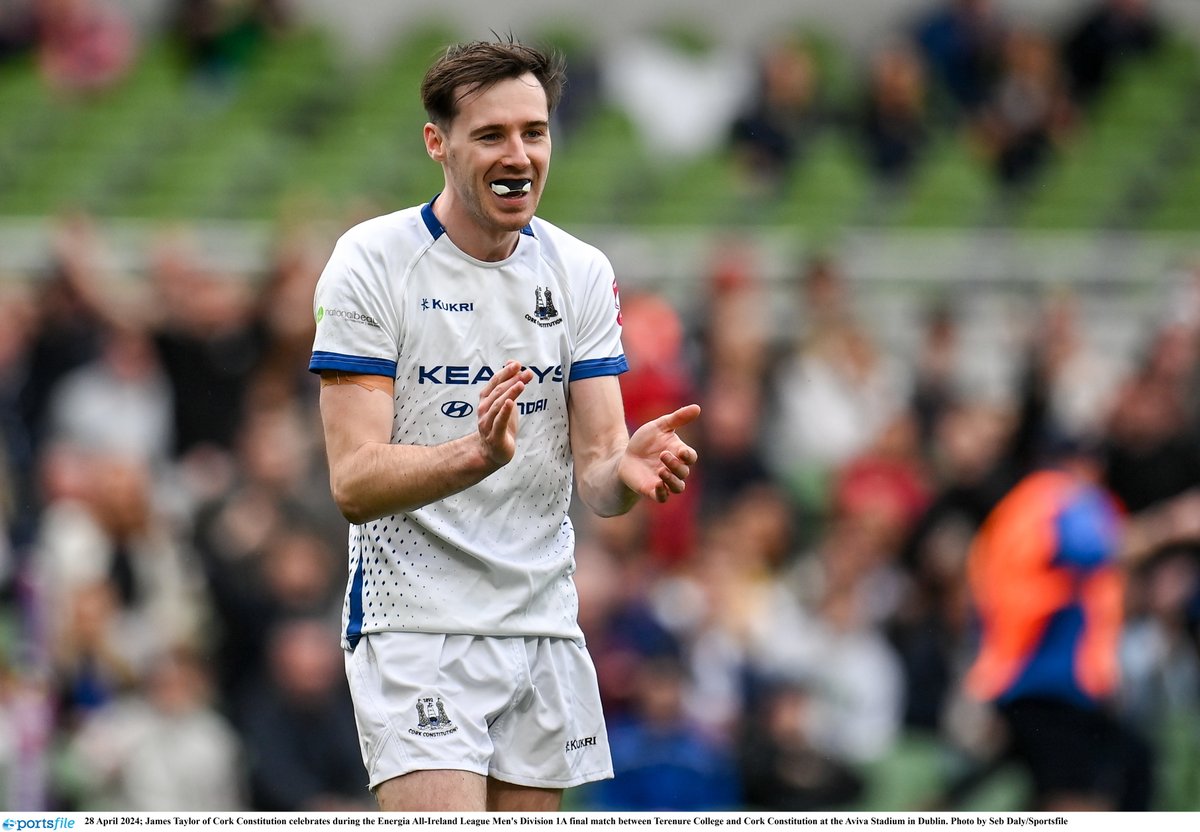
[410,696,458,737]
[525,286,563,328]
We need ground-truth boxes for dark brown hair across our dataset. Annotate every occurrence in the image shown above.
[420,38,566,127]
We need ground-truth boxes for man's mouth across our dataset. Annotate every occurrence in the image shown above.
[490,178,532,197]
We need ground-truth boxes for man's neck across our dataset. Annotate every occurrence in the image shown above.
[432,195,519,262]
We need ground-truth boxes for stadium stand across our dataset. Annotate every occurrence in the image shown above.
[0,13,1196,231]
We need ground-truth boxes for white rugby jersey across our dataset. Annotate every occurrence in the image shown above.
[310,199,627,649]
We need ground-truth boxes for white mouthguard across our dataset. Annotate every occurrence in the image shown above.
[490,181,532,195]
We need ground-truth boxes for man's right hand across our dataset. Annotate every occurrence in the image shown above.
[477,360,535,468]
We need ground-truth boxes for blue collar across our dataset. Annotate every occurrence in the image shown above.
[421,194,535,241]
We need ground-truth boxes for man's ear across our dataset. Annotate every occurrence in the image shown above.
[424,123,446,163]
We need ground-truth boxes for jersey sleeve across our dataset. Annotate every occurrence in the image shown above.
[569,252,628,382]
[1052,486,1122,570]
[309,230,401,378]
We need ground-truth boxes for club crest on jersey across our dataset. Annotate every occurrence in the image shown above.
[525,286,563,328]
[409,696,458,737]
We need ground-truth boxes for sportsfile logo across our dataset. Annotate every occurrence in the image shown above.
[3,819,76,830]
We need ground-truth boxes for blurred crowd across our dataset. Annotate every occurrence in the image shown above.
[0,212,364,810]
[588,247,1200,811]
[0,0,289,96]
[0,0,1197,815]
[0,0,1172,201]
[563,0,1169,210]
[1,206,1198,812]
[723,0,1163,200]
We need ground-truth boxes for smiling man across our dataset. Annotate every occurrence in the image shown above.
[308,39,701,812]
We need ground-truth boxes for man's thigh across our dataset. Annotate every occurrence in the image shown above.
[373,771,562,812]
[487,777,562,812]
[375,770,487,812]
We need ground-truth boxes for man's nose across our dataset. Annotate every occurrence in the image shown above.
[501,134,530,167]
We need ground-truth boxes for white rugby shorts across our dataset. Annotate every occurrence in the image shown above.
[344,632,614,790]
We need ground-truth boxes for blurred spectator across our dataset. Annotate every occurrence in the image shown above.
[1062,0,1163,107]
[50,581,139,724]
[1103,340,1200,514]
[18,215,117,453]
[696,369,772,514]
[1120,548,1200,731]
[893,401,1016,730]
[737,677,865,811]
[1021,291,1125,448]
[974,28,1076,191]
[34,0,136,96]
[233,617,370,811]
[588,656,740,811]
[667,510,810,740]
[574,510,681,719]
[765,319,909,509]
[0,658,55,810]
[730,35,824,199]
[668,487,905,765]
[913,0,1006,120]
[45,323,174,471]
[172,0,290,89]
[1139,318,1200,396]
[699,243,773,382]
[857,39,929,189]
[809,587,905,762]
[910,298,963,455]
[248,232,323,408]
[61,647,245,810]
[30,451,209,701]
[0,283,38,560]
[832,413,932,547]
[201,522,342,703]
[190,398,343,700]
[797,254,854,337]
[777,534,907,763]
[765,257,900,505]
[962,443,1200,809]
[618,292,695,441]
[148,234,264,460]
[617,292,699,566]
[692,247,774,513]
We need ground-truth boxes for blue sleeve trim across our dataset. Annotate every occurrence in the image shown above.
[569,355,629,381]
[309,351,397,377]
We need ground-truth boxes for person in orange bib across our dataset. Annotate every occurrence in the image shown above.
[965,441,1200,810]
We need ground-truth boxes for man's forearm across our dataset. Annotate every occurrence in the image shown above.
[330,434,500,524]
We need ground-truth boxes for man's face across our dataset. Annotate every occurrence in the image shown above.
[426,72,551,238]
